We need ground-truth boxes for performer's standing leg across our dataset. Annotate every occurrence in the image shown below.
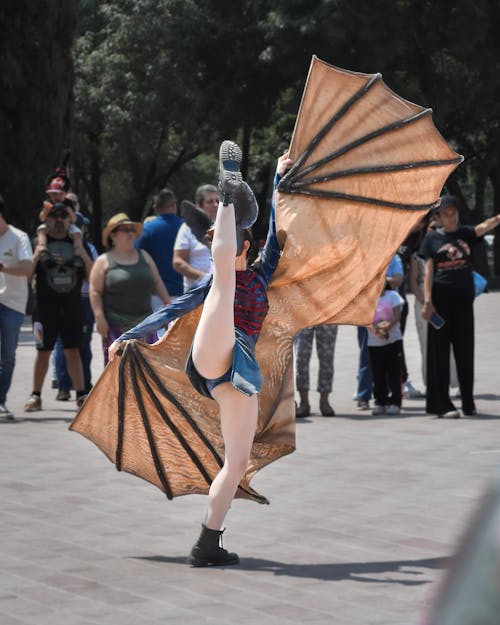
[189,141,256,567]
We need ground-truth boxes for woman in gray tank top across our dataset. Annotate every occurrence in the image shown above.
[89,213,170,364]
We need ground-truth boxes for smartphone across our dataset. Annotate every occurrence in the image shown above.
[429,312,445,330]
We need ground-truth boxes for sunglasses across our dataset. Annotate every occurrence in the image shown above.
[113,226,136,234]
[50,212,69,219]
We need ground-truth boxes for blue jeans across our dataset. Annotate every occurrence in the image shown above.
[54,296,95,392]
[0,303,24,404]
[356,326,372,402]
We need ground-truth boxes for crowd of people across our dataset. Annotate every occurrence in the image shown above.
[0,161,499,422]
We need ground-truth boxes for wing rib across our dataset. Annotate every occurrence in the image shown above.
[286,72,382,179]
[129,356,173,499]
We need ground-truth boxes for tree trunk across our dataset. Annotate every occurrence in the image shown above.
[88,134,103,251]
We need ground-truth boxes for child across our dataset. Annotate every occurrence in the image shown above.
[367,282,405,415]
[37,179,84,255]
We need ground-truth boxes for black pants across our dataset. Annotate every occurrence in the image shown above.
[426,290,475,415]
[368,340,403,406]
[399,297,409,383]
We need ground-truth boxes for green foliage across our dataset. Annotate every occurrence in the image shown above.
[0,0,78,230]
[2,0,499,261]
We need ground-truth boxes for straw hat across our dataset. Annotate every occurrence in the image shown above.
[102,213,143,247]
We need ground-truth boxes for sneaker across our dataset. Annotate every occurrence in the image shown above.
[357,399,370,410]
[56,389,70,401]
[76,394,88,408]
[386,404,401,415]
[24,395,42,412]
[403,381,425,399]
[218,140,243,204]
[437,409,460,418]
[372,404,385,415]
[0,404,14,420]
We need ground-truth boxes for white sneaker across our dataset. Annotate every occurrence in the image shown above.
[438,409,460,418]
[403,381,425,399]
[0,403,14,420]
[386,404,401,415]
[372,404,385,415]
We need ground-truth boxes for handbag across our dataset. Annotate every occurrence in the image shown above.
[453,239,488,298]
[473,271,488,297]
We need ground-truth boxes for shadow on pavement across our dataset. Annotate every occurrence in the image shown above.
[0,416,73,424]
[133,554,451,584]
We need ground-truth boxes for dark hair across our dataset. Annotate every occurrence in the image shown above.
[0,194,4,215]
[195,184,218,207]
[155,188,176,211]
[438,195,459,212]
[244,228,259,266]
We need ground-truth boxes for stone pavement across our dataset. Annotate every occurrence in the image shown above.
[1,293,499,625]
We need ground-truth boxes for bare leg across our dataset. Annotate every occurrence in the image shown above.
[33,350,51,392]
[63,347,85,392]
[205,382,258,530]
[191,201,237,379]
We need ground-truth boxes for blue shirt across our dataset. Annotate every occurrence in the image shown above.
[386,254,403,278]
[135,214,184,296]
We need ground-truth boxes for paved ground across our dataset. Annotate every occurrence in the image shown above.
[1,292,499,625]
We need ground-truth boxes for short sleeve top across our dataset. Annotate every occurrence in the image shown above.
[419,226,478,298]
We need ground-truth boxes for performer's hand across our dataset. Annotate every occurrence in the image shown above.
[108,340,124,362]
[276,151,294,176]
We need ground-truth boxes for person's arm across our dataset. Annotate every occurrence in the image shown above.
[172,248,208,283]
[78,244,94,281]
[256,151,294,284]
[422,258,435,320]
[475,214,500,238]
[141,250,170,304]
[0,259,33,277]
[89,255,109,338]
[408,256,424,304]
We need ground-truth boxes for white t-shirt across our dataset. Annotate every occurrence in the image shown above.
[174,223,213,291]
[0,225,33,314]
[368,289,404,347]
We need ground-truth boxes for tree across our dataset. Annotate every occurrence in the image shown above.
[0,0,78,230]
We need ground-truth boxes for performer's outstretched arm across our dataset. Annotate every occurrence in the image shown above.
[256,152,293,284]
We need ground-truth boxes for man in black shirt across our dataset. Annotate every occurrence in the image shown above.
[25,203,93,412]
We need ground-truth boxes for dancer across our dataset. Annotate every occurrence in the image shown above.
[108,141,292,566]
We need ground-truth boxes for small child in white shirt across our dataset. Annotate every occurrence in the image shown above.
[367,283,405,415]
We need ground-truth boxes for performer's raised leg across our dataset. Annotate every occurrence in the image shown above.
[191,141,242,380]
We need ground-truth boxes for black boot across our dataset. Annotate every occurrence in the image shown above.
[219,140,243,205]
[187,524,240,567]
[233,181,259,230]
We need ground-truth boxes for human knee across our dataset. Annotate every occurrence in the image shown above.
[225,455,250,480]
[64,348,81,362]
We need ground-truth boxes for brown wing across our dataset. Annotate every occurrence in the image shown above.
[70,309,294,504]
[273,56,462,331]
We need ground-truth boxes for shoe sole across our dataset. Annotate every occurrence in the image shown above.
[188,556,240,567]
[219,141,243,193]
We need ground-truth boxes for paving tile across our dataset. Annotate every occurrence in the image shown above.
[1,293,499,625]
